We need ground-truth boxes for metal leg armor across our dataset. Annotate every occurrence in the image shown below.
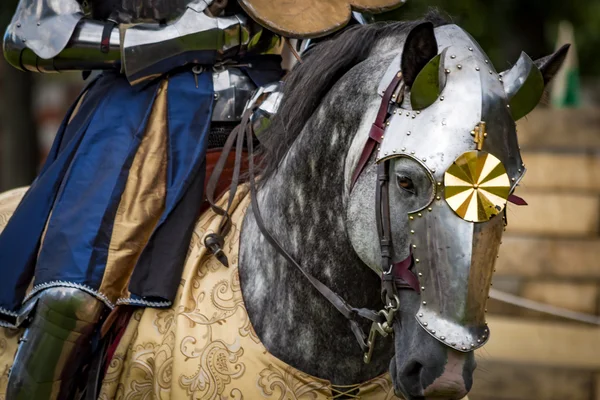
[6,288,106,400]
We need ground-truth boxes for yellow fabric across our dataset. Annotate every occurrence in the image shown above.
[99,186,401,400]
[0,187,28,400]
[99,80,169,302]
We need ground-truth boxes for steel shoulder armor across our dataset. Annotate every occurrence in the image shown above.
[3,0,85,70]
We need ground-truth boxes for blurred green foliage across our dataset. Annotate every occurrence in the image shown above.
[0,0,18,28]
[379,0,600,76]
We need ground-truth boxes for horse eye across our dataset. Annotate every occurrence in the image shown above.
[397,175,415,193]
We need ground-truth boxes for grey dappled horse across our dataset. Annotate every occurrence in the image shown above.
[239,13,567,400]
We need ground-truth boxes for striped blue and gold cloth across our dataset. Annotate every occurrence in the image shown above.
[0,62,282,326]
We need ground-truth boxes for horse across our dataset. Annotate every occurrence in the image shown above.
[0,11,567,400]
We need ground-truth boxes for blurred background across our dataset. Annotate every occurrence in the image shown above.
[0,1,598,399]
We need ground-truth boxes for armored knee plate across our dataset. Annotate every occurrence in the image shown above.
[7,288,106,400]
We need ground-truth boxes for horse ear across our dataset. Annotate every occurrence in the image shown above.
[401,22,438,88]
[534,44,571,85]
[500,45,570,120]
[410,49,447,110]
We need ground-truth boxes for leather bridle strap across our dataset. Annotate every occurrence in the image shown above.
[350,71,403,189]
[204,69,418,355]
[245,117,381,352]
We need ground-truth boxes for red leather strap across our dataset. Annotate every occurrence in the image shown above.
[508,194,527,205]
[391,251,421,293]
[350,71,403,189]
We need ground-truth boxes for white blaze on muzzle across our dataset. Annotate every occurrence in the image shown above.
[375,25,528,352]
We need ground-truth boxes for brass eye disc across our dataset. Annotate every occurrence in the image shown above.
[444,151,510,222]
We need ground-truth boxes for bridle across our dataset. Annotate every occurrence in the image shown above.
[205,64,421,364]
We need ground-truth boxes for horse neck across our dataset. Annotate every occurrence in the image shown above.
[239,65,393,384]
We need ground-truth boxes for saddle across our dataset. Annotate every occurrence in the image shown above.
[201,148,249,215]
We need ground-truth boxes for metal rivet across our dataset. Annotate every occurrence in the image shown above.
[37,22,40,26]
[421,286,425,290]
[468,47,473,51]
[499,77,503,82]
[384,152,388,156]
[410,230,415,234]
[445,69,450,74]
[415,259,420,263]
[407,131,411,135]
[457,64,462,69]
[421,158,426,162]
[422,301,427,305]
[507,104,511,108]
[462,346,467,350]
[475,67,480,71]
[436,196,441,200]
[432,330,436,334]
[418,273,423,277]
[511,178,516,182]
[401,147,406,151]
[485,309,488,313]
[489,70,493,74]
[428,207,432,212]
[406,112,410,116]
[214,93,219,99]
[386,121,390,126]
[440,96,444,101]
[451,343,456,346]
[437,182,442,186]
[417,111,421,114]
[16,23,21,28]
[451,55,456,59]
[485,60,489,64]
[418,213,422,217]
[485,328,488,332]
[471,343,475,348]
[392,149,397,153]
[418,313,423,317]
[412,244,417,249]
[477,339,481,343]
[483,132,488,137]
[423,322,428,326]
[410,151,415,155]
[518,168,522,172]
[22,39,26,42]
[409,216,414,220]
[441,336,446,341]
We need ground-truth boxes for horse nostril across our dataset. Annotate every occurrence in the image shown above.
[403,360,424,382]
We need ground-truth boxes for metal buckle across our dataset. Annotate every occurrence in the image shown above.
[363,295,399,364]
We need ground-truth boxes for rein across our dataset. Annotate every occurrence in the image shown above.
[205,68,420,363]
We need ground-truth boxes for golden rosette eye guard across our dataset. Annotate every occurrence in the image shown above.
[444,150,510,223]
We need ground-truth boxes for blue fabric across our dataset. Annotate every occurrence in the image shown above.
[0,69,214,317]
[0,60,284,321]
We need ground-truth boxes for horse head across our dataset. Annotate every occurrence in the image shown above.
[240,13,568,400]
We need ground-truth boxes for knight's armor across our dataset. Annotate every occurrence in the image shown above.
[0,0,404,398]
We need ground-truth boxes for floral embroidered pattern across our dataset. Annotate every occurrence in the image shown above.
[95,187,399,399]
[258,364,329,399]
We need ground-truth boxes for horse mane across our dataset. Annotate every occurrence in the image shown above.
[256,10,450,184]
